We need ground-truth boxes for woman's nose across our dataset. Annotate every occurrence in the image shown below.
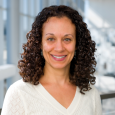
[54,40,64,52]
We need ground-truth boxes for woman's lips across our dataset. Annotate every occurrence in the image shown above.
[51,55,67,61]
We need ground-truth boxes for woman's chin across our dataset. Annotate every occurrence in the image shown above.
[51,64,69,70]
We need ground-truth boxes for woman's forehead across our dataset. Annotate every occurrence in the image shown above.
[43,16,73,26]
[42,16,76,36]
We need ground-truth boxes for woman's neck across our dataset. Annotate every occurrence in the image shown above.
[39,64,71,86]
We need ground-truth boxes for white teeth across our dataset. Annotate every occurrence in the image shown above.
[52,55,66,58]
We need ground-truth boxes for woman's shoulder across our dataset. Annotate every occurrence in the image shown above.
[10,79,32,89]
[8,79,37,95]
[84,84,101,98]
[90,84,100,94]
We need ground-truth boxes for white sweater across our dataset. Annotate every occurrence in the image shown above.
[1,79,102,115]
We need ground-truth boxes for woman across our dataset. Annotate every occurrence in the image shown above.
[1,5,102,115]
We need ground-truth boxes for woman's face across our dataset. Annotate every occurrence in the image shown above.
[42,16,76,69]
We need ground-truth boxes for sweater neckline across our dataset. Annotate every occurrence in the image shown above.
[34,83,81,115]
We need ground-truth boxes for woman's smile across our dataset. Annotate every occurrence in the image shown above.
[51,54,67,61]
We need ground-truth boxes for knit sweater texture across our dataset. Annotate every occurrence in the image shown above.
[1,79,102,115]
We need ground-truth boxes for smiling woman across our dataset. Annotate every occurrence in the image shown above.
[1,5,102,115]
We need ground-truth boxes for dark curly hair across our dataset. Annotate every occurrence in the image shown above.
[18,5,97,94]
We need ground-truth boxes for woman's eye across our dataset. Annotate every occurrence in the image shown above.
[47,38,54,41]
[64,38,71,41]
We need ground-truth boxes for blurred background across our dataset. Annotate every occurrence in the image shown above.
[0,0,115,114]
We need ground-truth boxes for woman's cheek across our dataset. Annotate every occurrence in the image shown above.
[42,42,53,52]
[67,45,76,53]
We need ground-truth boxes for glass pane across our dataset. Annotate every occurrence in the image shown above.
[20,15,28,45]
[3,0,7,8]
[35,0,41,16]
[3,10,7,20]
[23,0,28,14]
[30,0,35,16]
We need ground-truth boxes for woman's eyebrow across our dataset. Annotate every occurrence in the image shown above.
[45,33,74,37]
[45,33,54,36]
[64,34,74,38]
